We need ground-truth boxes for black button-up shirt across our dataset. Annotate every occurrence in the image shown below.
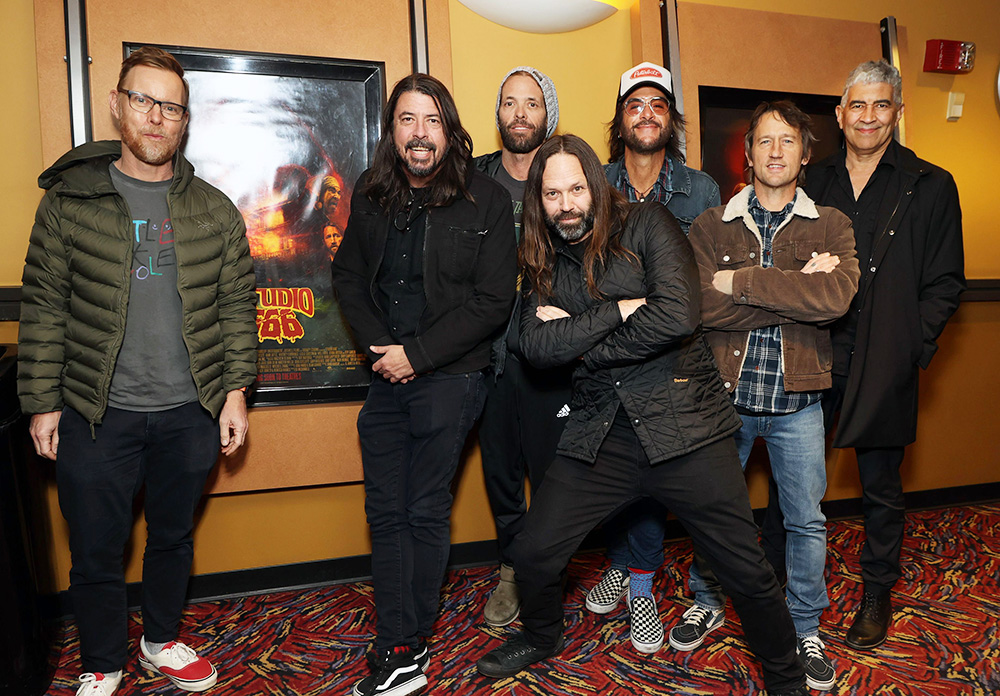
[377,191,428,342]
[816,144,899,372]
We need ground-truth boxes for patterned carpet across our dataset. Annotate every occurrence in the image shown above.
[46,503,1000,695]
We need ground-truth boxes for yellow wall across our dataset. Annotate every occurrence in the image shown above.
[1,1,42,288]
[5,1,999,592]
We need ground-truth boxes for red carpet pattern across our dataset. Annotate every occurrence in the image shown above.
[46,503,1000,695]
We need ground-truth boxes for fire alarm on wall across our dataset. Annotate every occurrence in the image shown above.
[924,40,976,73]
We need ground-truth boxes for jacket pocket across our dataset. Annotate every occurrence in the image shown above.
[445,226,485,281]
[715,244,750,268]
[791,240,826,268]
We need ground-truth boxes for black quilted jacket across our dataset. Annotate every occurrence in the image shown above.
[519,202,740,465]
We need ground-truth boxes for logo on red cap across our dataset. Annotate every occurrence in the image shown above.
[630,67,663,79]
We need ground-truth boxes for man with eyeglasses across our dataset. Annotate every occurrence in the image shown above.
[583,61,722,655]
[18,47,257,696]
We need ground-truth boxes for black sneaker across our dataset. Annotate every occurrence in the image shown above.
[797,635,836,691]
[476,634,565,679]
[353,646,427,696]
[767,687,810,696]
[668,604,725,651]
[366,640,429,672]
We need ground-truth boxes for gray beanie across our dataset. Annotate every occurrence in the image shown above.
[494,66,559,139]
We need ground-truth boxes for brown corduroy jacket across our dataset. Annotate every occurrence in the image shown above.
[688,186,859,394]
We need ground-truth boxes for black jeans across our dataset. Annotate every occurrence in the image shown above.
[56,403,219,674]
[760,374,907,593]
[512,411,804,693]
[479,354,572,566]
[359,371,486,651]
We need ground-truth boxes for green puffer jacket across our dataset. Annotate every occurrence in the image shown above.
[18,140,258,424]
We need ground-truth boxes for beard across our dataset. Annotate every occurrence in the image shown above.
[620,119,671,155]
[119,118,179,166]
[545,206,595,243]
[499,118,546,154]
[397,137,448,180]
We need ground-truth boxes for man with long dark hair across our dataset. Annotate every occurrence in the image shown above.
[585,60,723,655]
[473,66,571,628]
[332,73,516,696]
[474,134,808,696]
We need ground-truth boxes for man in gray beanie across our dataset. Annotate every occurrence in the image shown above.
[474,66,567,628]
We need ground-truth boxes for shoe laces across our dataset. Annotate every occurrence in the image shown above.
[799,635,826,660]
[76,674,114,695]
[158,641,198,667]
[859,592,886,620]
[682,605,716,626]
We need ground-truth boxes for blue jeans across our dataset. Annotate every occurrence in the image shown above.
[689,401,829,636]
[359,371,486,651]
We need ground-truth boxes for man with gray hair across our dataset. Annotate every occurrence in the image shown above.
[761,59,965,651]
[474,66,569,627]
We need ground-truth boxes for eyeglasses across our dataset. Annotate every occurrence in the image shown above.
[117,90,188,121]
[623,96,670,116]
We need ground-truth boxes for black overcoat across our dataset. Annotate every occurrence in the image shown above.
[806,141,965,448]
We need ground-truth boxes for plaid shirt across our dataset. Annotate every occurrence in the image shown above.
[732,189,822,414]
[615,156,673,204]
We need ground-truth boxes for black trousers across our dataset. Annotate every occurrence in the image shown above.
[57,403,219,673]
[512,410,805,693]
[358,372,487,651]
[478,354,572,565]
[760,373,907,593]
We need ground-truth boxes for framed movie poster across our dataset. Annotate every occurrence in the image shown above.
[125,44,384,405]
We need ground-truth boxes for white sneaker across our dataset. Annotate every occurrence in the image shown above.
[76,672,122,696]
[585,568,630,614]
[139,636,218,692]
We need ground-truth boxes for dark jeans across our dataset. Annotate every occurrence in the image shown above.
[760,373,908,594]
[56,403,219,674]
[512,411,804,693]
[479,354,572,566]
[359,371,486,651]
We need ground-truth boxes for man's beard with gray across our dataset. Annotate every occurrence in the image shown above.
[546,206,595,242]
[499,118,546,155]
[398,137,449,179]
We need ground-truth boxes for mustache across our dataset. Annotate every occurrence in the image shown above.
[405,138,437,151]
[555,210,582,222]
[506,118,536,130]
[633,119,660,129]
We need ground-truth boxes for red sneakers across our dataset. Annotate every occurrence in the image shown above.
[138,637,218,692]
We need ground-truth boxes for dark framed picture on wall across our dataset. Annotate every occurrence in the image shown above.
[124,44,384,405]
[699,86,842,204]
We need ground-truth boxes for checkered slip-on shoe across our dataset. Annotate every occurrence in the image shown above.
[585,568,630,614]
[628,595,664,653]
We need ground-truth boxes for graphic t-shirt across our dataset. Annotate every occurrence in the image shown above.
[107,164,198,411]
[491,164,526,241]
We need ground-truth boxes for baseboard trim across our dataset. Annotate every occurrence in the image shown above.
[44,480,1000,620]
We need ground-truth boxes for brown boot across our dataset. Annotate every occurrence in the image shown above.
[484,564,520,627]
[845,590,892,650]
